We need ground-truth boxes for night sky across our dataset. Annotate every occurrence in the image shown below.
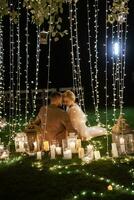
[2,0,134,108]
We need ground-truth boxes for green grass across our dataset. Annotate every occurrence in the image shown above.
[0,107,134,200]
[0,155,134,200]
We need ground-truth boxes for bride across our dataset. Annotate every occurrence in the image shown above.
[62,90,106,139]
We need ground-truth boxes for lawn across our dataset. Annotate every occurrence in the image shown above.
[0,107,134,200]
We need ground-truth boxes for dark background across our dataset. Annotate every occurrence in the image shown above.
[2,0,134,110]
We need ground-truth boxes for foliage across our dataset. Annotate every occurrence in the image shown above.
[0,155,134,200]
[108,0,129,24]
[0,0,78,40]
[0,0,8,17]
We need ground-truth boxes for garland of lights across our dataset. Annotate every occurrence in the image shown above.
[15,0,22,131]
[25,9,30,124]
[32,25,40,118]
[48,162,134,199]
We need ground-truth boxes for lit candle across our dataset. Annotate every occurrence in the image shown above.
[56,147,62,155]
[68,141,76,153]
[0,144,4,151]
[50,145,56,159]
[111,143,118,157]
[37,151,42,160]
[63,149,72,159]
[33,141,37,151]
[0,151,9,159]
[94,150,101,160]
[19,141,24,151]
[76,139,81,151]
[120,137,125,153]
[78,147,84,159]
[87,144,94,160]
[62,139,67,150]
[43,141,49,151]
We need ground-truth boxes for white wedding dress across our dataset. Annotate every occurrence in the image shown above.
[67,103,106,139]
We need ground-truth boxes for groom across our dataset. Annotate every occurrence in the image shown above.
[34,92,76,146]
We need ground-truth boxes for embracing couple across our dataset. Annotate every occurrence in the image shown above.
[34,90,106,145]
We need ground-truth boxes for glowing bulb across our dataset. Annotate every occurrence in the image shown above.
[113,42,120,56]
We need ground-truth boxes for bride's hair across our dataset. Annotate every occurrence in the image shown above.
[63,90,76,102]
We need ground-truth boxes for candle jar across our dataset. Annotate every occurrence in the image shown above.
[63,149,72,159]
[86,145,94,160]
[78,147,84,159]
[76,139,82,151]
[94,150,101,160]
[55,147,62,155]
[111,143,119,157]
[62,139,68,151]
[50,145,56,159]
[37,151,42,160]
[119,137,126,154]
[43,141,49,152]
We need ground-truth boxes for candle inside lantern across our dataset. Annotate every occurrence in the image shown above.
[78,147,84,159]
[94,150,101,160]
[43,141,49,151]
[33,141,38,151]
[56,147,62,155]
[120,137,125,153]
[37,151,42,160]
[50,145,56,159]
[19,141,24,151]
[63,149,72,159]
[111,143,118,157]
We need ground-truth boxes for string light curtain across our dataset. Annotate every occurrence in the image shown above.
[32,25,40,118]
[69,0,86,113]
[25,8,30,124]
[15,0,22,131]
[43,1,52,136]
[86,0,96,115]
[0,17,5,123]
[9,1,15,137]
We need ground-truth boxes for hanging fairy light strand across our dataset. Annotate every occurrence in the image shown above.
[32,25,40,118]
[15,0,22,131]
[74,2,86,113]
[68,1,86,113]
[105,0,109,156]
[25,9,30,124]
[93,0,100,124]
[108,0,129,120]
[111,24,117,122]
[43,1,52,135]
[86,0,97,116]
[0,17,4,120]
[122,19,128,111]
[69,2,78,94]
[9,0,15,136]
